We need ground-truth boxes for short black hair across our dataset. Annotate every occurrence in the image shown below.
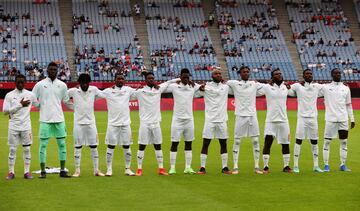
[15,74,26,82]
[303,68,312,75]
[143,71,154,79]
[47,61,58,69]
[271,68,281,77]
[180,68,190,75]
[114,73,125,81]
[239,66,250,73]
[78,73,91,84]
[331,68,340,75]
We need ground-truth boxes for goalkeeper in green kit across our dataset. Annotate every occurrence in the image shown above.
[32,62,72,178]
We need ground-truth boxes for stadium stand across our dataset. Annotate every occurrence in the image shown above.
[73,0,145,81]
[144,0,218,81]
[215,0,298,81]
[0,0,68,81]
[287,0,360,81]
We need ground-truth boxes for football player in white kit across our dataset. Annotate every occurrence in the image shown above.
[319,68,355,172]
[102,73,136,176]
[288,69,323,173]
[258,68,292,174]
[163,68,201,175]
[198,70,232,175]
[68,73,105,177]
[227,66,264,174]
[3,74,38,180]
[133,72,177,176]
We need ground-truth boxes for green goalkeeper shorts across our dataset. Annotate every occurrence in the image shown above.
[39,122,67,139]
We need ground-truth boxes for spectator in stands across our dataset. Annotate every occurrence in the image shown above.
[134,4,141,16]
[52,30,60,36]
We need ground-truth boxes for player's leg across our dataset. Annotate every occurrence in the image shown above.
[232,116,243,173]
[7,129,19,180]
[323,121,336,172]
[293,139,302,173]
[263,122,275,173]
[169,141,179,174]
[183,120,195,174]
[293,117,305,173]
[219,139,231,174]
[106,145,115,176]
[22,144,32,179]
[216,122,230,174]
[198,138,211,174]
[339,127,350,171]
[169,119,180,174]
[73,146,82,177]
[73,124,82,177]
[198,122,214,174]
[7,142,18,180]
[136,123,150,176]
[89,145,104,176]
[55,122,70,178]
[122,145,135,176]
[282,144,292,173]
[310,139,322,172]
[56,137,70,177]
[277,122,292,173]
[251,136,262,174]
[39,122,50,178]
[308,118,322,172]
[20,130,33,179]
[183,141,195,174]
[136,144,146,176]
[105,125,119,176]
[154,144,167,175]
[152,123,167,175]
[120,125,135,176]
[263,135,273,173]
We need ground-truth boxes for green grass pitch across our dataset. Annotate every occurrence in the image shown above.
[0,110,359,210]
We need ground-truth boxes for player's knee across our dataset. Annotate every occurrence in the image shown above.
[153,144,161,150]
[184,141,192,151]
[282,144,290,154]
[310,139,318,145]
[122,145,130,149]
[139,144,146,151]
[203,138,211,146]
[56,139,66,148]
[107,145,115,149]
[89,145,97,149]
[296,139,302,145]
[170,142,179,152]
[338,130,348,139]
[9,146,17,154]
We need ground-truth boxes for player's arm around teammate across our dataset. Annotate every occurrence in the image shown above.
[68,73,105,177]
[257,68,292,174]
[162,68,200,175]
[102,73,136,176]
[198,70,232,175]
[288,69,324,173]
[226,66,264,175]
